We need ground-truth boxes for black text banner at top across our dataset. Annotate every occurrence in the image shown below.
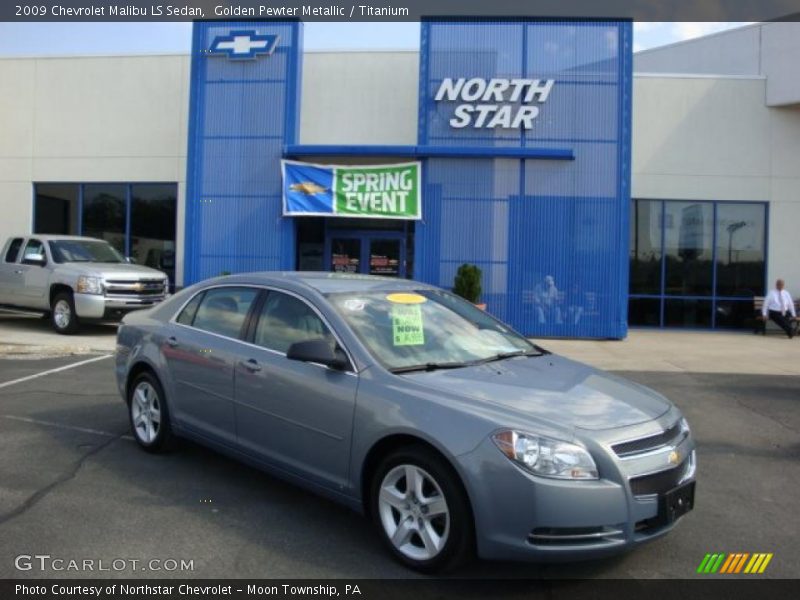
[4,0,800,22]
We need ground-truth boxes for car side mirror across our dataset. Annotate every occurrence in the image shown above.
[125,257,136,264]
[286,339,349,371]
[22,253,46,266]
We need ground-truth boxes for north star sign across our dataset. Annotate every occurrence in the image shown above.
[209,31,279,60]
[434,77,555,129]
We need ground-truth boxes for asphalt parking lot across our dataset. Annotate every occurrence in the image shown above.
[0,324,797,579]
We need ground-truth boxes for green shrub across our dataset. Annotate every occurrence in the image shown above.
[453,264,482,304]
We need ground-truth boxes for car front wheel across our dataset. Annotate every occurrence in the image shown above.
[372,446,473,572]
[50,291,79,334]
[128,371,174,453]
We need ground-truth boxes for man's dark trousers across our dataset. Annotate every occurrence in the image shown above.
[768,310,795,337]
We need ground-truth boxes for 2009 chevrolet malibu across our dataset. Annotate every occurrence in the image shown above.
[115,272,696,572]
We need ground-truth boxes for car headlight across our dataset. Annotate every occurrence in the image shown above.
[76,276,103,295]
[492,429,598,480]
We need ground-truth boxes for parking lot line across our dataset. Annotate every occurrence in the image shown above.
[0,414,133,440]
[0,354,112,389]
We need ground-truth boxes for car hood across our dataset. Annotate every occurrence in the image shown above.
[402,354,671,431]
[75,263,165,280]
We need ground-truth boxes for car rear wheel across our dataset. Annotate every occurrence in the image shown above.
[128,371,174,453]
[371,446,473,573]
[50,291,79,335]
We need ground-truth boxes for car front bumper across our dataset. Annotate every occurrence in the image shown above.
[457,435,696,562]
[73,293,164,320]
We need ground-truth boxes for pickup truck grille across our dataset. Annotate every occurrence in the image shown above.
[104,279,166,298]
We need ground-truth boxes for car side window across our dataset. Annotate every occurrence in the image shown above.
[21,239,45,263]
[175,291,205,326]
[4,238,23,263]
[254,291,333,354]
[191,287,258,339]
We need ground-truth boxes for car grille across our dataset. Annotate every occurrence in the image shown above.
[528,526,625,547]
[104,279,166,299]
[629,458,693,497]
[612,421,685,458]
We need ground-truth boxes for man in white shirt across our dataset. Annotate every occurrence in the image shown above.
[761,279,797,338]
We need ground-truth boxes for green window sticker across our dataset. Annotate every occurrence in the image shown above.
[392,304,425,346]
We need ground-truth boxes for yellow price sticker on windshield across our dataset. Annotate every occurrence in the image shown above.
[392,304,425,346]
[386,293,427,304]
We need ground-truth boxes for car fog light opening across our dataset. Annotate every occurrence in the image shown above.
[492,430,598,480]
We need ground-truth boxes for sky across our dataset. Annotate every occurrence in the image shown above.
[0,22,754,56]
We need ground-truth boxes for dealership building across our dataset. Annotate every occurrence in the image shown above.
[1,20,798,338]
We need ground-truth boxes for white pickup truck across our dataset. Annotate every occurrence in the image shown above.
[0,235,169,334]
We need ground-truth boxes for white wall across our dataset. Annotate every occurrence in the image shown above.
[634,26,761,77]
[0,54,190,285]
[299,51,418,145]
[760,23,800,107]
[632,74,800,290]
[634,22,800,107]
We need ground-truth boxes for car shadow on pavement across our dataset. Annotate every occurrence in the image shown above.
[6,394,627,579]
[0,312,118,353]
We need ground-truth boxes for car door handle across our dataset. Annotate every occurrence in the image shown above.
[14,269,23,274]
[166,336,179,348]
[240,359,262,372]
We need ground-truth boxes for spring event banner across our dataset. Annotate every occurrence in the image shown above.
[281,160,421,220]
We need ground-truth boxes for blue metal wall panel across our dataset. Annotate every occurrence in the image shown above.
[185,21,301,284]
[417,20,632,339]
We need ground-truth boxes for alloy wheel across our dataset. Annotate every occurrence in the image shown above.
[131,381,161,444]
[378,464,450,561]
[53,299,71,330]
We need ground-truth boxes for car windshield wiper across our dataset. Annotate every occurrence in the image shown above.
[477,349,545,364]
[389,361,474,374]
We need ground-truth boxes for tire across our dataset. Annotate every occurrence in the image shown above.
[128,371,174,453]
[371,446,474,573]
[50,291,80,335]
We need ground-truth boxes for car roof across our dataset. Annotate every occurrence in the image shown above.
[17,234,106,242]
[213,271,438,295]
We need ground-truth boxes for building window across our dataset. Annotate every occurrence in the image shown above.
[33,182,178,286]
[82,184,127,255]
[629,199,767,329]
[34,184,79,235]
[131,184,177,286]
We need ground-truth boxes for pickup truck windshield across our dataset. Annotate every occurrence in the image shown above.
[49,240,124,264]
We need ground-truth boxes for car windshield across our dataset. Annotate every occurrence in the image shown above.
[49,240,124,264]
[327,289,543,372]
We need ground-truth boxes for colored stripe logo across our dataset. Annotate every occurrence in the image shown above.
[697,553,773,574]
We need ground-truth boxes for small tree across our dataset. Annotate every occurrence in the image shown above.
[453,264,482,304]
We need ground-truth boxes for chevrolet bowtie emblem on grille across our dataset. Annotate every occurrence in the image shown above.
[133,283,145,292]
[668,450,680,465]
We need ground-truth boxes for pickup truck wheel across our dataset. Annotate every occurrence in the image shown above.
[51,292,80,335]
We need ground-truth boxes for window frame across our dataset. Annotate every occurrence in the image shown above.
[32,182,178,284]
[4,238,24,263]
[184,286,261,341]
[21,238,47,266]
[169,284,357,373]
[629,198,769,329]
[247,289,337,357]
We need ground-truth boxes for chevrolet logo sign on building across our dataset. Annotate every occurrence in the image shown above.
[209,31,279,60]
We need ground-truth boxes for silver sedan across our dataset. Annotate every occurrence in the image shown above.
[115,272,696,572]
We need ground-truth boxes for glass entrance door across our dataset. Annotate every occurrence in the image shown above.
[367,238,402,277]
[326,231,406,277]
[329,237,361,273]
